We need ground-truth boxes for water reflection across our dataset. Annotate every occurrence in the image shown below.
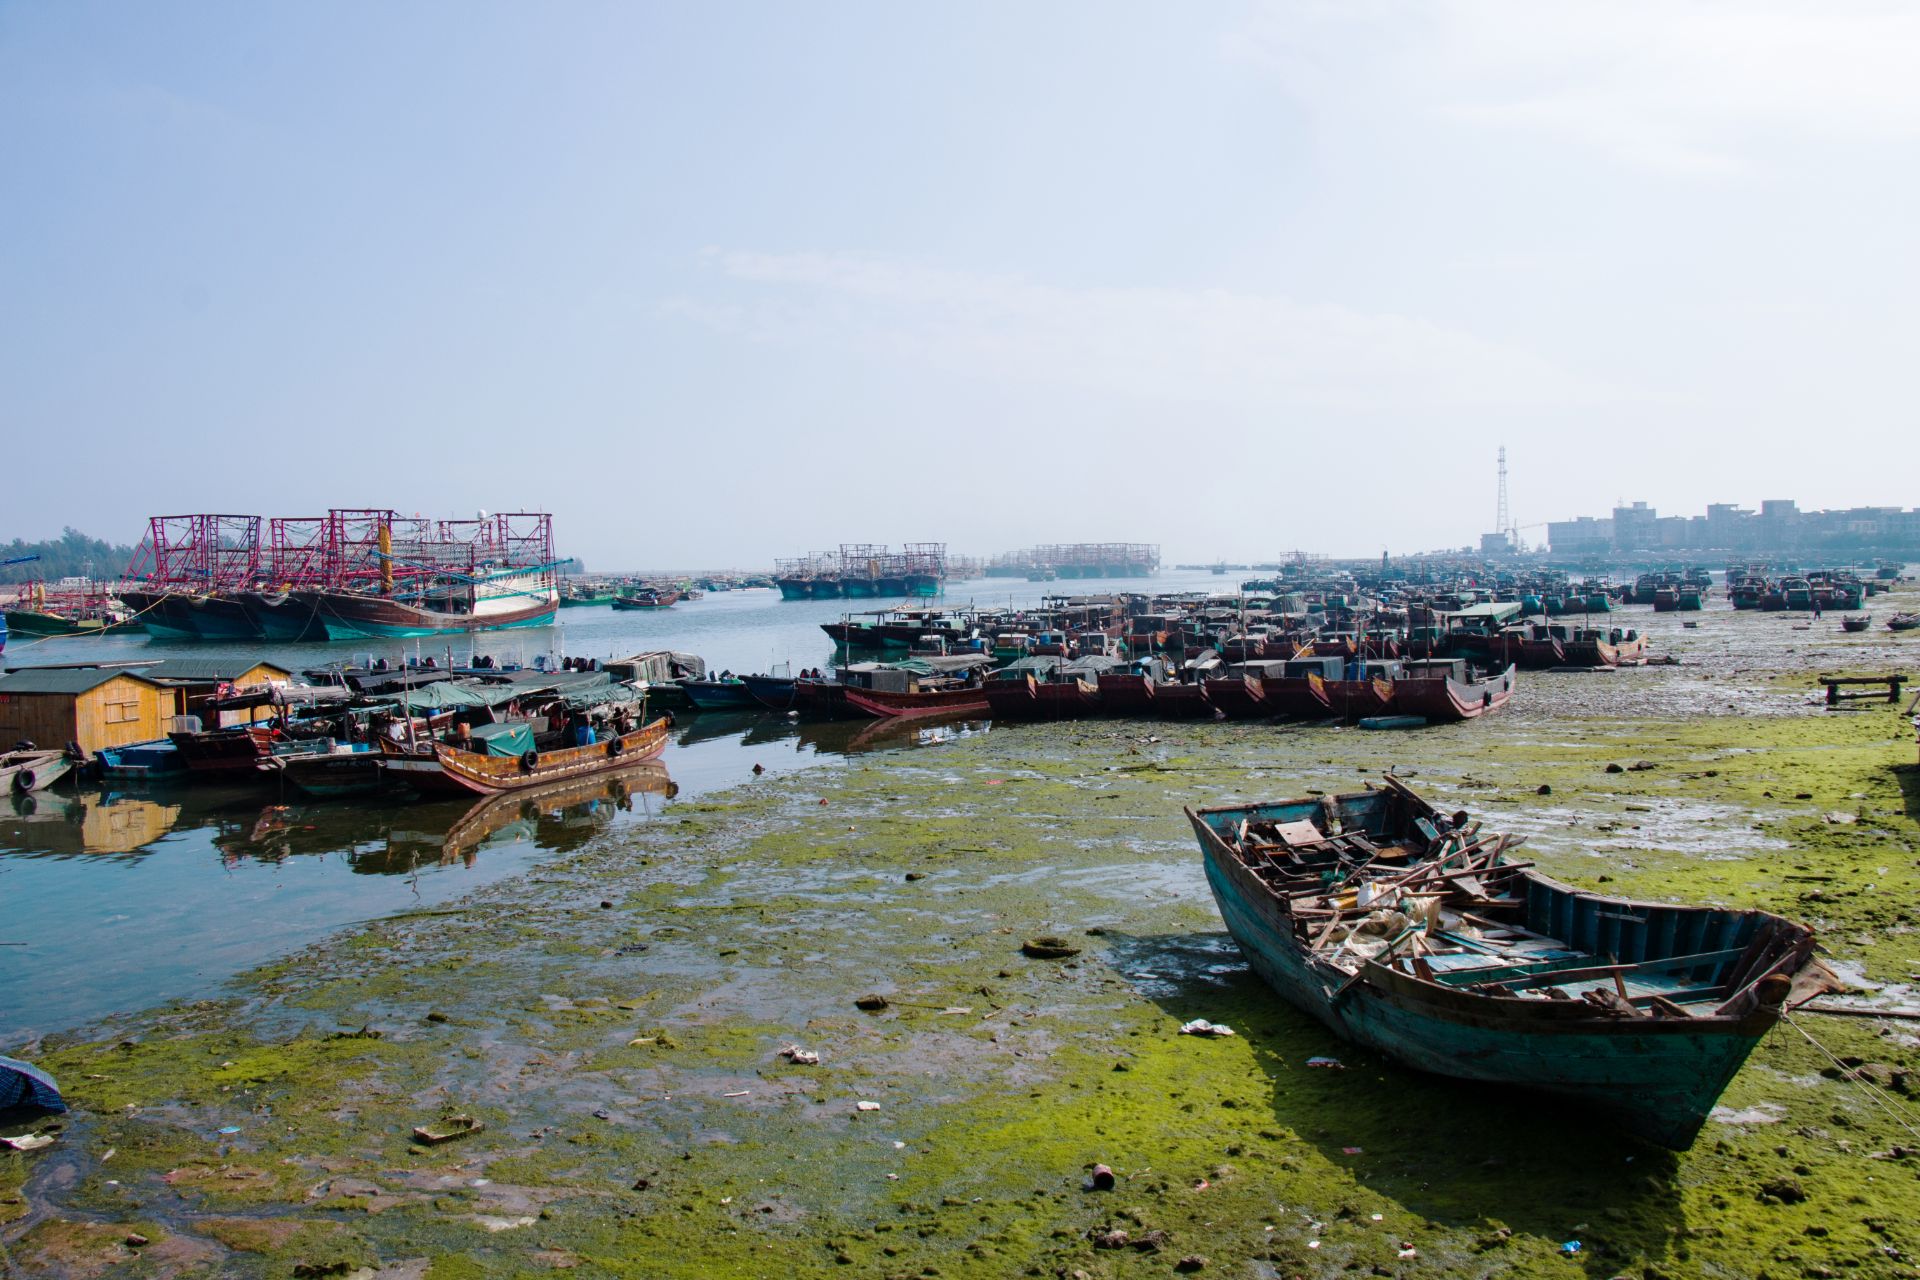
[1,762,679,874]
[0,790,184,858]
[0,707,980,1042]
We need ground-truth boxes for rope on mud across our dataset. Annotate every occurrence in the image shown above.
[1785,1013,1920,1141]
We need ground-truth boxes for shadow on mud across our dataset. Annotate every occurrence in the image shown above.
[1100,929,1685,1277]
[1892,762,1920,819]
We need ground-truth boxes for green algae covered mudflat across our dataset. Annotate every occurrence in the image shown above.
[8,592,1920,1277]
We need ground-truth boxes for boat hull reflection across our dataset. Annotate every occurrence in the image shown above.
[443,760,677,861]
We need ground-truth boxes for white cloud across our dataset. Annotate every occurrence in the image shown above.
[666,250,1586,412]
[1230,0,1920,174]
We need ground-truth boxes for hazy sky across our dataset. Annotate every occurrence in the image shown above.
[4,1,1915,569]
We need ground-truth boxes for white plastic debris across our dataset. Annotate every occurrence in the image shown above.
[855,1100,882,1112]
[1,1133,55,1152]
[1179,1019,1236,1038]
[778,1045,821,1066]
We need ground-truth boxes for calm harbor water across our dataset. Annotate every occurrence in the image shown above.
[0,572,1223,1043]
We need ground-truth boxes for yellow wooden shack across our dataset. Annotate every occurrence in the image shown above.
[0,667,174,755]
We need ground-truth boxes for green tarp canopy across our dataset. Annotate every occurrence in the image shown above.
[468,722,535,758]
[391,681,503,711]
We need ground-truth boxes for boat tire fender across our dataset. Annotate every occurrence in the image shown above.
[520,750,539,773]
[12,769,34,793]
[606,737,623,758]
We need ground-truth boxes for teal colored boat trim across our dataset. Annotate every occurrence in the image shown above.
[318,609,558,641]
[1185,786,1818,1150]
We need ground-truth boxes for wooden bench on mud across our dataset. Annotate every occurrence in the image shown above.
[1818,674,1907,706]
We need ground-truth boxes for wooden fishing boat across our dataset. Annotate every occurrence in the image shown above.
[612,589,681,610]
[95,740,187,783]
[680,679,760,710]
[1203,667,1271,719]
[1261,656,1343,720]
[293,584,558,640]
[1840,614,1872,633]
[983,658,1099,721]
[843,683,990,719]
[268,742,389,798]
[1321,660,1404,720]
[384,715,671,798]
[0,748,71,794]
[1888,613,1920,633]
[1389,660,1516,721]
[1560,626,1645,668]
[1186,777,1830,1149]
[740,673,800,710]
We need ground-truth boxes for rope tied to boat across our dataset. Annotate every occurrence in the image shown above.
[1783,1014,1920,1142]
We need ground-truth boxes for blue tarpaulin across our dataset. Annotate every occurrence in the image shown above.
[0,1055,66,1114]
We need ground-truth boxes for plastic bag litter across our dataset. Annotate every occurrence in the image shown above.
[1179,1019,1236,1038]
[778,1045,821,1066]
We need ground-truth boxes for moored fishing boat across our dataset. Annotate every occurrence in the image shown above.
[1840,613,1872,633]
[383,715,671,798]
[1389,660,1516,721]
[0,748,71,794]
[1186,777,1831,1149]
[1888,612,1920,632]
[296,582,559,640]
[612,588,681,610]
[680,677,760,710]
[1560,626,1646,668]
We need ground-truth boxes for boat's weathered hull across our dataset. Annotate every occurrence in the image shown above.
[681,681,761,711]
[1094,673,1156,715]
[1391,665,1516,722]
[296,591,557,640]
[842,686,990,719]
[387,717,670,798]
[740,675,800,710]
[1262,677,1333,720]
[1202,676,1267,719]
[1189,810,1793,1149]
[238,592,330,642]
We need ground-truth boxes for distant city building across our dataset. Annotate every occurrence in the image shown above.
[1544,498,1920,557]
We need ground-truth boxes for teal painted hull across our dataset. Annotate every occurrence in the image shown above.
[317,609,556,641]
[1188,805,1803,1150]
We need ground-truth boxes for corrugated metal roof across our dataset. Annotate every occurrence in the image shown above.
[0,667,158,695]
[135,658,292,683]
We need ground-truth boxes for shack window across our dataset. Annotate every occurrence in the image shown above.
[105,698,141,724]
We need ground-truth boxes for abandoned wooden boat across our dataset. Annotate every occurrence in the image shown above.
[1185,777,1829,1149]
[1840,614,1872,633]
[382,715,671,798]
[1887,612,1920,632]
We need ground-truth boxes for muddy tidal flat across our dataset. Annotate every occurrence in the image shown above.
[7,602,1920,1278]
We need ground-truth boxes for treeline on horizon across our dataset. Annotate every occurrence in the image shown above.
[0,528,139,585]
